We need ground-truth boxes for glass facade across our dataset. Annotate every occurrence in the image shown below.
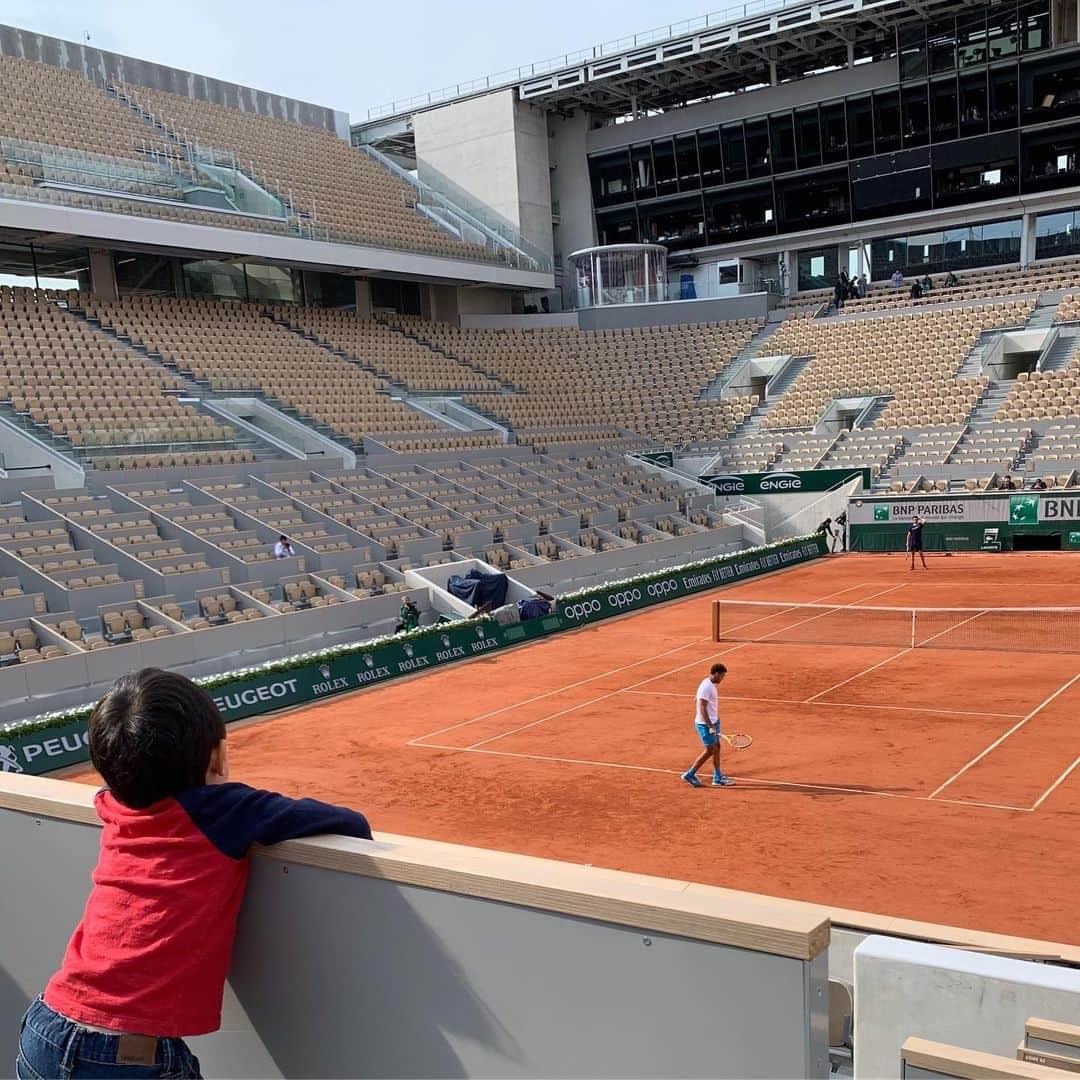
[870,217,1022,278]
[797,247,840,290]
[586,11,1072,257]
[1035,207,1080,259]
[181,261,300,304]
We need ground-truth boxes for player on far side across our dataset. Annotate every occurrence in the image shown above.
[681,662,735,788]
[906,514,928,570]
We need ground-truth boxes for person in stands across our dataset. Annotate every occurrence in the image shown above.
[395,596,420,633]
[1032,477,1048,491]
[910,280,923,300]
[472,590,557,626]
[945,270,959,287]
[1000,474,1017,491]
[891,269,904,288]
[921,273,934,293]
[273,535,295,559]
[17,669,371,1080]
[856,274,868,298]
[907,515,928,570]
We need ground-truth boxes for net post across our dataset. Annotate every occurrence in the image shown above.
[712,599,720,642]
[911,609,917,649]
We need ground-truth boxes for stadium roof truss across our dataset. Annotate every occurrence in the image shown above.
[355,0,984,137]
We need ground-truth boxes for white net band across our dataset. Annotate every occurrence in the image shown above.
[712,600,1080,653]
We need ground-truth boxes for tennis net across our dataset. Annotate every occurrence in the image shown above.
[711,600,1080,653]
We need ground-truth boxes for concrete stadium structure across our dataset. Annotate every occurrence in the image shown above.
[0,5,1079,1077]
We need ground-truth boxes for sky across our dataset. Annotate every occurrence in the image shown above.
[5,0,710,119]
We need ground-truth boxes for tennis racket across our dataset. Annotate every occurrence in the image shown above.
[719,732,753,749]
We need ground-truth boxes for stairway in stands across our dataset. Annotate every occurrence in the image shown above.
[381,319,518,391]
[724,355,815,438]
[965,380,1014,425]
[1039,327,1080,370]
[699,319,786,400]
[60,301,293,464]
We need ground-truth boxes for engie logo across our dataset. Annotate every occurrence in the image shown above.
[758,472,802,492]
[562,598,602,621]
[646,580,678,599]
[706,475,745,495]
[607,588,643,609]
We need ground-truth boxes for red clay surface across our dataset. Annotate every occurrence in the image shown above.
[75,552,1080,945]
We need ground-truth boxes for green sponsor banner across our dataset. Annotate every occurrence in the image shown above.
[0,536,826,776]
[636,450,675,468]
[1069,531,1080,548]
[700,468,870,496]
[1009,494,1039,524]
[851,492,1080,530]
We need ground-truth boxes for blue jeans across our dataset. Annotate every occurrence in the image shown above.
[17,998,201,1079]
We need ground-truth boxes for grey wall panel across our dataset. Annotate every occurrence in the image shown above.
[577,294,770,330]
[0,804,827,1079]
[230,856,824,1078]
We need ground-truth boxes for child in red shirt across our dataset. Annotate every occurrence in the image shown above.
[17,668,371,1079]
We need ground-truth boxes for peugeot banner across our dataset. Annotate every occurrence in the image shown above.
[0,535,827,776]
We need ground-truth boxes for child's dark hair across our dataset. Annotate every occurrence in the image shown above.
[89,668,226,808]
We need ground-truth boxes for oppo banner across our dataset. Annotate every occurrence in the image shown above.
[700,468,871,496]
[0,535,827,776]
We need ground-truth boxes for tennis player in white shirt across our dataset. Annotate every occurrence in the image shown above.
[681,662,735,788]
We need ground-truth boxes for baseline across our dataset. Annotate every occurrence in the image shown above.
[409,741,1033,813]
[927,671,1080,801]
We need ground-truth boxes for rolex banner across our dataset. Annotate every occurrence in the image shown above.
[0,535,827,777]
[700,468,871,496]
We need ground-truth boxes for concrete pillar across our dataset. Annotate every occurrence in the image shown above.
[429,284,460,324]
[89,249,117,301]
[1020,213,1037,267]
[301,271,323,307]
[781,249,797,296]
[354,278,372,318]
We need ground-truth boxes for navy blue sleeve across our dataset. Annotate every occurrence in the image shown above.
[177,783,372,860]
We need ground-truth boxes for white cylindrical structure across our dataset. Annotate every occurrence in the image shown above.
[568,243,669,308]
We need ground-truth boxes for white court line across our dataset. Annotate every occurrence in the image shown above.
[412,742,1031,813]
[804,647,913,702]
[410,579,876,746]
[408,636,711,745]
[1031,755,1080,810]
[926,671,1080,801]
[622,690,1025,720]
[465,582,922,752]
[465,642,748,749]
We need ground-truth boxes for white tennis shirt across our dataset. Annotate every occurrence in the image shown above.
[694,677,718,725]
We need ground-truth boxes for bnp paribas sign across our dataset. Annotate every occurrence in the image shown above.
[700,468,871,495]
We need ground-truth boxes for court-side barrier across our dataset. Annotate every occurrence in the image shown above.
[0,534,827,776]
[0,773,830,1077]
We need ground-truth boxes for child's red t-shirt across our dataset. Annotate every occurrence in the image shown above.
[44,783,371,1036]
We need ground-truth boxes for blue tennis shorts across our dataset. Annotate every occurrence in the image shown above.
[695,722,719,747]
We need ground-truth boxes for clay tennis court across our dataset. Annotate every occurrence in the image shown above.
[78,551,1080,946]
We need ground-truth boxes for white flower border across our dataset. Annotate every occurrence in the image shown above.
[1,534,820,740]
